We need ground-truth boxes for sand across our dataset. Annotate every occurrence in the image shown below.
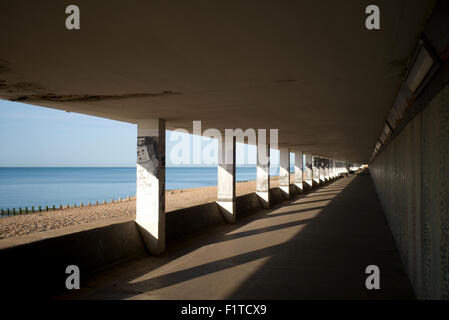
[0,177,280,239]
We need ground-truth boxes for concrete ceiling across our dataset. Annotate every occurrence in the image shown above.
[0,0,435,162]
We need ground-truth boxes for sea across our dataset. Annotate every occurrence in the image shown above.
[0,166,285,211]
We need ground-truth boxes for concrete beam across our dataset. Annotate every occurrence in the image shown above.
[256,140,270,208]
[0,1,433,164]
[279,146,290,198]
[135,119,166,255]
[294,150,303,193]
[304,153,313,190]
[217,136,236,223]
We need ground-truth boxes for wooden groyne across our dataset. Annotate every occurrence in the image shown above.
[0,195,134,216]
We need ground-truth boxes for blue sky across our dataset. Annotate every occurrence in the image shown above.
[0,99,290,167]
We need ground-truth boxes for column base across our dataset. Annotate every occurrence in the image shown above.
[256,191,270,209]
[294,183,304,194]
[279,185,290,199]
[217,199,236,224]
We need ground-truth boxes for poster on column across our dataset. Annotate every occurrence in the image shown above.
[137,136,157,165]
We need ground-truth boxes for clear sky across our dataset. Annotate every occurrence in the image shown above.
[0,99,291,167]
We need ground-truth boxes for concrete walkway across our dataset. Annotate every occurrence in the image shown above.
[59,171,414,299]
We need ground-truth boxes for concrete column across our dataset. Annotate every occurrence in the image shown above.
[319,158,325,184]
[217,135,236,223]
[312,155,320,187]
[256,140,270,208]
[324,158,330,182]
[333,160,338,178]
[331,159,335,179]
[136,119,165,255]
[334,160,338,178]
[294,150,303,193]
[304,153,313,190]
[279,146,290,198]
[333,161,335,176]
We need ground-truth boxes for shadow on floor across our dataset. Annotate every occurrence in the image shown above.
[59,170,414,300]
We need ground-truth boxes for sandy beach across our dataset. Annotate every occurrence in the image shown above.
[0,177,281,239]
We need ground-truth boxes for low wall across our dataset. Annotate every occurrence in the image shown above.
[166,202,225,243]
[0,218,147,299]
[370,83,449,299]
[270,187,286,204]
[235,192,265,218]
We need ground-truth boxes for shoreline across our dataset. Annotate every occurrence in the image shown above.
[0,177,281,239]
[0,176,284,214]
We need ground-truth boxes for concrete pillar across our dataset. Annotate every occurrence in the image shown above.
[319,158,325,184]
[331,159,336,179]
[324,158,330,182]
[217,135,236,223]
[136,119,166,255]
[333,160,338,178]
[294,150,303,193]
[256,140,270,208]
[334,160,338,178]
[312,155,320,187]
[304,153,313,190]
[279,146,290,198]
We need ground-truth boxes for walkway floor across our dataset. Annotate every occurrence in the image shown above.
[59,171,414,299]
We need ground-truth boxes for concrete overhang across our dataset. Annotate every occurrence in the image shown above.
[0,0,435,162]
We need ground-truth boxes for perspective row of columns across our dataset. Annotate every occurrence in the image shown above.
[135,120,356,254]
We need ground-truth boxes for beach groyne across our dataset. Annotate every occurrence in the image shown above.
[0,196,134,217]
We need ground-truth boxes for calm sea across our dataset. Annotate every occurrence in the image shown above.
[0,166,283,210]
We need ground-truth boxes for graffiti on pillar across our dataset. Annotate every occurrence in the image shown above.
[136,135,165,213]
[137,136,160,179]
[137,136,158,164]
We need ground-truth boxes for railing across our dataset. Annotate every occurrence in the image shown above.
[0,195,135,216]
